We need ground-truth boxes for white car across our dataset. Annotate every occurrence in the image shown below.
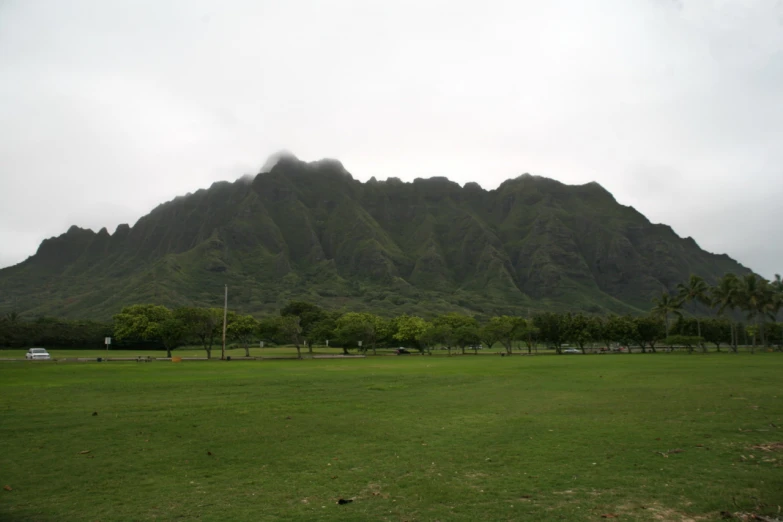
[25,348,51,360]
[562,348,581,354]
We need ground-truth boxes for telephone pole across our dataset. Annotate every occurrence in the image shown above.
[221,285,228,360]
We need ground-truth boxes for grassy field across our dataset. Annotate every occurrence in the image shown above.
[1,354,781,521]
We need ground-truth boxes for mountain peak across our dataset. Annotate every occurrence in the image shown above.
[260,150,298,173]
[66,225,93,235]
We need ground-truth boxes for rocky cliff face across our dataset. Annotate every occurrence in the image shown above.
[0,157,751,319]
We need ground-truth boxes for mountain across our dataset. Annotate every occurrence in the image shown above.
[0,156,751,319]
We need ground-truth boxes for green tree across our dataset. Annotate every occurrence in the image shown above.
[277,315,304,358]
[677,275,710,349]
[0,315,112,350]
[256,316,279,346]
[534,312,567,353]
[508,317,541,354]
[455,324,480,354]
[433,314,478,354]
[158,317,187,358]
[113,304,171,349]
[175,307,223,359]
[280,301,327,341]
[564,313,599,353]
[0,311,25,347]
[736,274,775,351]
[770,274,783,319]
[701,318,731,352]
[418,323,455,354]
[0,314,21,347]
[417,322,437,354]
[615,315,637,351]
[597,314,618,351]
[228,314,258,357]
[596,315,636,352]
[308,316,337,350]
[391,314,428,353]
[485,315,524,355]
[766,321,782,350]
[632,315,665,353]
[651,292,682,344]
[711,273,740,352]
[478,323,500,352]
[334,312,387,355]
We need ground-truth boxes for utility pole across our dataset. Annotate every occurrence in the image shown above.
[221,284,228,360]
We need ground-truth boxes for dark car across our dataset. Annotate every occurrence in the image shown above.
[396,348,411,355]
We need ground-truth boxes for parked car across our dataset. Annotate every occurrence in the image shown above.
[562,348,581,354]
[26,348,51,360]
[396,348,411,355]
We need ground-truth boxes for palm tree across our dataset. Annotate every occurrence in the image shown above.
[677,275,710,349]
[771,274,783,319]
[736,274,775,352]
[772,275,783,350]
[711,273,740,352]
[651,292,682,348]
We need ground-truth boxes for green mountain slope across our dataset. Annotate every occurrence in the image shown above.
[0,157,751,319]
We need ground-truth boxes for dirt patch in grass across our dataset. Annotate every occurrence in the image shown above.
[749,442,783,452]
[360,482,389,499]
[647,506,710,522]
[616,501,716,522]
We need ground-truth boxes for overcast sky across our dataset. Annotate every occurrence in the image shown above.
[1,0,782,278]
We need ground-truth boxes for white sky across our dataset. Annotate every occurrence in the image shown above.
[1,0,781,278]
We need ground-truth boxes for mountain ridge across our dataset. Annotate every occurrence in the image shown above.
[0,157,752,319]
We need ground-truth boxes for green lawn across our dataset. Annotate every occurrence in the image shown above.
[1,354,781,521]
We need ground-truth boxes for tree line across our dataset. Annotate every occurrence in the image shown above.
[97,271,783,357]
[652,272,782,352]
[0,312,114,349]
[1,272,780,357]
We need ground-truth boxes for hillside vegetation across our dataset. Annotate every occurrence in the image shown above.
[0,157,750,319]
